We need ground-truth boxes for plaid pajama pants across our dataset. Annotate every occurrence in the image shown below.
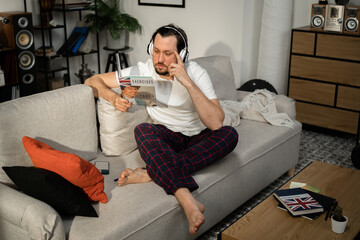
[134,123,238,194]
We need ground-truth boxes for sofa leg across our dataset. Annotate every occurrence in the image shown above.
[287,166,295,176]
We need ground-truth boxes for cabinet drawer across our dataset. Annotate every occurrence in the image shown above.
[289,78,335,106]
[292,31,315,55]
[316,34,360,61]
[296,102,359,134]
[290,55,360,87]
[337,86,360,111]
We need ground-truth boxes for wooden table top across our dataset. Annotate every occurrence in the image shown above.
[222,161,360,240]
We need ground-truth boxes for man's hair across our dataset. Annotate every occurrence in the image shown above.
[150,24,188,52]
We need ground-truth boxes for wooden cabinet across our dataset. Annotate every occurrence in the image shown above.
[288,26,360,134]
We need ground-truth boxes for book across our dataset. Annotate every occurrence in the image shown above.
[54,0,89,4]
[37,46,54,53]
[118,76,157,107]
[54,3,90,10]
[273,188,324,216]
[71,30,87,54]
[277,203,321,220]
[35,51,57,57]
[57,27,88,55]
[276,189,336,220]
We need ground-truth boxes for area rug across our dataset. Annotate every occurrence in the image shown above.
[198,126,357,239]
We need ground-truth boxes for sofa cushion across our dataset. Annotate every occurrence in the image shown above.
[2,166,98,217]
[97,95,151,156]
[0,85,98,186]
[22,136,107,203]
[192,55,237,101]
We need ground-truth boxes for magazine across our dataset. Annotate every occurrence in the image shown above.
[118,76,157,107]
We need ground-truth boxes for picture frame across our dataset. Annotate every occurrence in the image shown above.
[138,0,185,8]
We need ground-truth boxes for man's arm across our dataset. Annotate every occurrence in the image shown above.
[84,72,132,112]
[169,52,224,130]
[187,87,224,130]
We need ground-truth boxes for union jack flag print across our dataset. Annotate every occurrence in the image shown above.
[274,188,324,216]
[119,77,131,86]
[282,194,323,211]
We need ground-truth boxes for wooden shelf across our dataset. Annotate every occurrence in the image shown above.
[288,26,360,134]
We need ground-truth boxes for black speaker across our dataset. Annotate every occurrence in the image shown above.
[0,11,37,97]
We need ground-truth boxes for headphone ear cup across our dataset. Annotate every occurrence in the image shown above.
[179,49,186,62]
[147,41,153,56]
[180,49,189,62]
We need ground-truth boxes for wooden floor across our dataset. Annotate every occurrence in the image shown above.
[222,161,360,240]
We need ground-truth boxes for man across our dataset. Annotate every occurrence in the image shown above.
[85,24,238,235]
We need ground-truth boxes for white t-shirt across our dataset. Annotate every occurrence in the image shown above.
[121,59,217,136]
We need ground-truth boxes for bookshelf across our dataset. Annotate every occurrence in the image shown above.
[29,0,101,90]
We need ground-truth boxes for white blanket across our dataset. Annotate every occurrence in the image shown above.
[220,89,295,128]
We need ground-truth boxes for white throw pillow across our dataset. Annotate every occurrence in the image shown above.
[97,96,151,156]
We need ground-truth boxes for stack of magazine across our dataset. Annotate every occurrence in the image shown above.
[273,188,337,220]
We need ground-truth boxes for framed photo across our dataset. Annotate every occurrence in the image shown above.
[138,0,185,8]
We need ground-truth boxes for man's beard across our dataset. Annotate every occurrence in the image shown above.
[155,63,169,76]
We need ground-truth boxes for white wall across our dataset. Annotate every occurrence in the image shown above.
[122,0,246,87]
[1,0,360,87]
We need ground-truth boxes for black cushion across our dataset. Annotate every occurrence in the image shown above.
[2,166,98,217]
[238,79,278,94]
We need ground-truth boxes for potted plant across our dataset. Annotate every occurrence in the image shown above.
[331,206,348,234]
[84,0,142,49]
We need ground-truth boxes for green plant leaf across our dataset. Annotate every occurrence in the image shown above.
[83,0,142,39]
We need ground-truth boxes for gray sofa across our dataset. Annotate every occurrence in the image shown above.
[0,55,302,240]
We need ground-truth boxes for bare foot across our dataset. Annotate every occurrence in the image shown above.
[186,199,205,235]
[174,188,206,235]
[117,167,152,186]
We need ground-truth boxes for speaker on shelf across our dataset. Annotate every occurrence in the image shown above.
[0,11,37,97]
[344,6,360,35]
[310,4,327,31]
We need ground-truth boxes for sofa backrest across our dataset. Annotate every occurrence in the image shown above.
[0,85,98,186]
[192,55,237,101]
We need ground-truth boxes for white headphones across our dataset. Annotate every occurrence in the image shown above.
[147,26,189,62]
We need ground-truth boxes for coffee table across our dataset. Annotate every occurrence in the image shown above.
[222,161,360,239]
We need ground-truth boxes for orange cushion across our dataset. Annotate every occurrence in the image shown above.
[22,136,108,203]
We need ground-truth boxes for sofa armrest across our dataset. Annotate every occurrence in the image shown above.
[237,90,296,119]
[0,183,65,240]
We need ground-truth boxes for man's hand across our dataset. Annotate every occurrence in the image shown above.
[167,51,224,130]
[113,95,132,112]
[168,51,193,88]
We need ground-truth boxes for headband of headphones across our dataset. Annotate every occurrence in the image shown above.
[147,25,189,62]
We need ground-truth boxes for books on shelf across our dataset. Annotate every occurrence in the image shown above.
[35,51,57,57]
[54,0,89,4]
[273,188,324,216]
[54,2,90,10]
[37,46,54,53]
[57,27,88,55]
[36,46,57,57]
